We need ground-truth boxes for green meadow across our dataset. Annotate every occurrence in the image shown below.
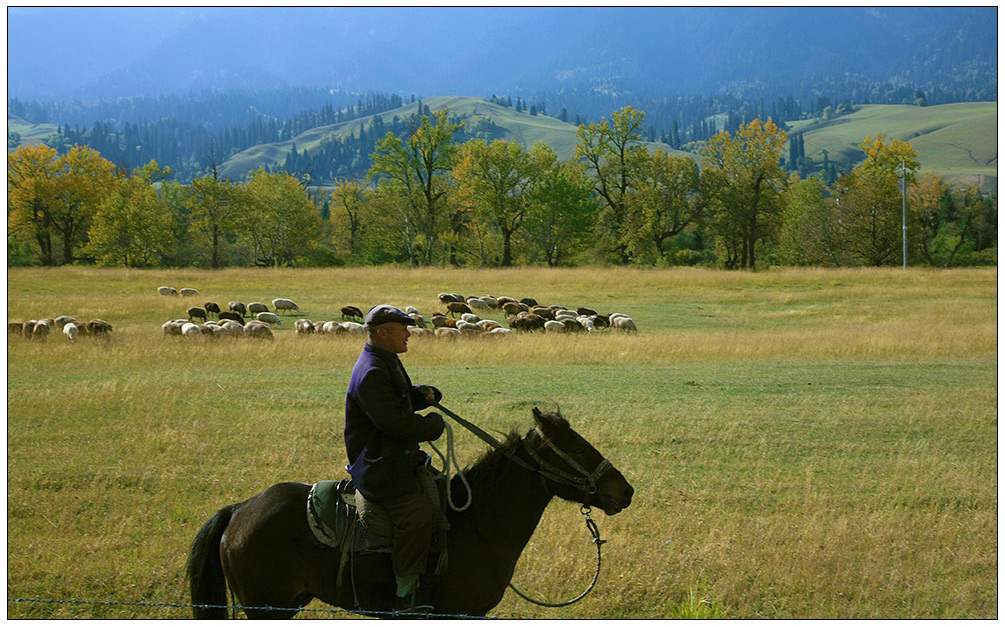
[6,266,997,618]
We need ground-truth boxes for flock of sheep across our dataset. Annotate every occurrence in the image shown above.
[8,316,112,342]
[11,285,638,345]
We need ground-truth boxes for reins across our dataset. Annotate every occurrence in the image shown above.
[430,402,609,607]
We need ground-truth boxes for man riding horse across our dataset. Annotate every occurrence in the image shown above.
[344,305,444,614]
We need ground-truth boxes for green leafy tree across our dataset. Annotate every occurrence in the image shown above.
[623,151,705,265]
[8,144,60,265]
[454,139,551,267]
[525,158,598,267]
[776,176,846,266]
[85,161,176,267]
[574,106,648,264]
[187,167,241,268]
[46,146,119,264]
[330,179,371,262]
[702,119,788,269]
[831,135,920,266]
[369,108,464,265]
[239,169,323,267]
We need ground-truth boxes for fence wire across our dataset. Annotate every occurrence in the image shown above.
[7,596,500,619]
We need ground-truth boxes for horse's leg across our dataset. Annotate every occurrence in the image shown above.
[219,483,316,619]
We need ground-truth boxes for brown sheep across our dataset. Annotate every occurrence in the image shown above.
[205,302,221,317]
[446,302,471,318]
[341,306,364,321]
[187,306,207,322]
[219,311,246,325]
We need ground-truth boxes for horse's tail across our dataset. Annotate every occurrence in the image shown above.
[186,502,242,619]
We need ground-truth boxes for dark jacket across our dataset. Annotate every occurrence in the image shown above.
[344,343,444,501]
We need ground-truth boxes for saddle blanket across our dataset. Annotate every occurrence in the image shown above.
[307,473,450,554]
[307,479,392,552]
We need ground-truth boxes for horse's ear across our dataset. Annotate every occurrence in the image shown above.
[532,406,558,436]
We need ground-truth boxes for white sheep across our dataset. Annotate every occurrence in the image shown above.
[466,298,491,314]
[335,321,366,336]
[257,312,282,325]
[220,320,244,337]
[456,320,483,334]
[244,321,274,340]
[461,313,481,324]
[32,319,52,340]
[434,327,460,339]
[272,298,300,314]
[62,322,79,341]
[162,320,184,337]
[158,286,178,296]
[488,327,514,336]
[405,306,420,315]
[577,316,597,332]
[248,302,269,315]
[54,315,77,329]
[295,319,316,336]
[613,316,638,333]
[179,288,200,297]
[544,320,567,333]
[322,321,340,334]
[181,322,203,338]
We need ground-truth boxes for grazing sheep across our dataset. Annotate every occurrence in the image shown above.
[187,306,207,322]
[63,322,80,341]
[592,314,611,329]
[54,315,77,329]
[244,321,274,340]
[409,313,427,328]
[520,297,538,307]
[322,321,340,334]
[181,322,203,338]
[257,312,282,325]
[22,320,38,339]
[544,320,567,333]
[248,302,269,315]
[204,302,221,318]
[509,313,546,332]
[85,321,112,335]
[489,327,515,336]
[532,307,555,320]
[466,298,491,314]
[456,320,483,334]
[461,313,480,324]
[405,306,420,315]
[272,298,300,314]
[438,293,462,304]
[612,316,638,333]
[32,319,53,340]
[312,321,327,333]
[479,296,499,309]
[446,302,471,317]
[162,320,184,337]
[158,286,178,296]
[577,307,598,316]
[180,288,200,297]
[495,296,517,307]
[434,327,461,339]
[430,315,450,329]
[563,318,586,333]
[295,319,316,336]
[477,320,503,331]
[218,311,246,325]
[577,316,597,332]
[335,321,366,336]
[228,301,247,316]
[220,320,244,337]
[408,327,433,338]
[341,306,364,321]
[9,322,24,335]
[502,301,528,316]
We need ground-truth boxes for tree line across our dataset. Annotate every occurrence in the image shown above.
[8,106,996,270]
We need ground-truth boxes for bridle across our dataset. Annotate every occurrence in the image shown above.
[432,402,614,501]
[431,402,613,607]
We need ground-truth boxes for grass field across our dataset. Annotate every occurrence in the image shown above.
[6,265,998,618]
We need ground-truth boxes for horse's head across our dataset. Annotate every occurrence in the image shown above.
[524,407,634,515]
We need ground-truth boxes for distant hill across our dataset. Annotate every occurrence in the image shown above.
[218,95,691,182]
[793,102,997,190]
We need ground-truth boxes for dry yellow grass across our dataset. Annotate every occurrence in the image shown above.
[6,265,997,618]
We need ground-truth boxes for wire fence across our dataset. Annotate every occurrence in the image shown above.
[7,596,501,619]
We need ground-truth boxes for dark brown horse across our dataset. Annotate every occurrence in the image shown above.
[186,408,634,618]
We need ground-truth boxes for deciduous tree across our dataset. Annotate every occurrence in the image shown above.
[8,145,60,265]
[702,119,788,269]
[369,108,463,265]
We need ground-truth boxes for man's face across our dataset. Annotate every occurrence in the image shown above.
[376,322,410,354]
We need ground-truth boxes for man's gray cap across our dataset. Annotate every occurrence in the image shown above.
[365,305,413,327]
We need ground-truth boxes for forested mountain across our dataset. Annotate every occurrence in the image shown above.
[8,7,996,103]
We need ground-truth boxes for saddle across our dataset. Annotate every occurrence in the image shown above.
[306,470,451,581]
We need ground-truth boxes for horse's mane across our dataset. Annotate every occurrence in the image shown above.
[451,410,569,509]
